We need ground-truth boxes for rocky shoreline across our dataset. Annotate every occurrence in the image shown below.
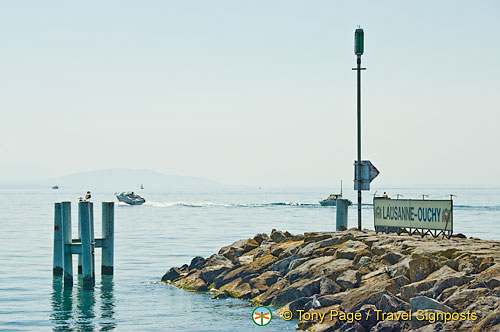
[161,229,500,331]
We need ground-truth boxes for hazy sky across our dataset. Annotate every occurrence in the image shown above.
[1,1,499,186]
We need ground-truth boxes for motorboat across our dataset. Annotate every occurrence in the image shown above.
[52,185,59,190]
[319,194,352,206]
[115,191,146,205]
[319,181,352,206]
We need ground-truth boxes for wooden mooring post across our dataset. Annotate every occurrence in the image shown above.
[53,201,115,288]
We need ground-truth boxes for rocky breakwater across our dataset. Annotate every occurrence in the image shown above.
[161,229,500,331]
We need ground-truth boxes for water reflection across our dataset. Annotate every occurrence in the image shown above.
[100,276,116,331]
[51,277,116,331]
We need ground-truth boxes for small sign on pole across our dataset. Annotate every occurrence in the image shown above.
[354,160,379,190]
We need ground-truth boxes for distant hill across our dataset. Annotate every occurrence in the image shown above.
[0,169,222,191]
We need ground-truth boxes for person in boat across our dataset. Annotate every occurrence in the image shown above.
[84,191,91,201]
[127,192,135,198]
[383,192,389,198]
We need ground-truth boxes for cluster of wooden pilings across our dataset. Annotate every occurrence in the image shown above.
[53,201,114,288]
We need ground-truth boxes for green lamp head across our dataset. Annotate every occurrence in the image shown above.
[355,28,364,56]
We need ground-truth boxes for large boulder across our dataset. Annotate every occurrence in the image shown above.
[336,269,360,290]
[410,296,453,313]
[270,230,288,243]
[213,254,277,288]
[303,232,334,243]
[400,279,436,301]
[248,270,281,293]
[389,253,439,282]
[472,306,500,332]
[370,320,409,332]
[335,240,368,260]
[188,256,206,270]
[172,270,208,291]
[218,238,259,262]
[299,238,341,257]
[161,266,187,282]
[272,277,322,306]
[400,265,460,300]
[199,254,234,284]
[286,256,336,283]
[444,287,490,311]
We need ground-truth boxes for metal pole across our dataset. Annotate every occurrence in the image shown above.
[61,201,73,287]
[53,203,63,276]
[357,55,362,231]
[79,201,94,287]
[101,202,114,275]
[89,202,95,280]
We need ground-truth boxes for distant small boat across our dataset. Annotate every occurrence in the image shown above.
[140,184,144,190]
[319,181,352,206]
[319,194,352,206]
[52,185,59,190]
[115,192,146,205]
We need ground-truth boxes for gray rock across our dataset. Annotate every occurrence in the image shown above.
[218,238,259,262]
[277,243,302,259]
[288,296,311,316]
[381,252,403,265]
[315,294,342,307]
[320,259,354,280]
[378,293,411,312]
[303,232,334,242]
[358,304,378,330]
[414,322,445,332]
[299,238,341,257]
[211,289,231,299]
[391,275,411,294]
[253,233,269,245]
[319,277,341,295]
[189,256,206,270]
[339,321,366,332]
[353,256,372,269]
[270,246,284,257]
[400,280,437,301]
[336,240,368,260]
[370,320,407,332]
[436,285,458,302]
[336,269,360,290]
[161,267,184,281]
[444,287,489,310]
[253,243,271,259]
[205,254,233,268]
[270,230,287,243]
[351,290,408,313]
[410,296,453,313]
[200,265,232,284]
[269,255,298,276]
[248,271,281,292]
[272,278,322,306]
[430,272,473,298]
[286,256,336,283]
[410,309,445,330]
[288,257,309,271]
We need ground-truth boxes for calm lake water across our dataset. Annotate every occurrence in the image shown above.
[1,186,499,331]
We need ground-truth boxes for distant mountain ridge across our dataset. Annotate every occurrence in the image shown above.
[0,168,222,190]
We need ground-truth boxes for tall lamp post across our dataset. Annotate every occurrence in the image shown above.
[353,28,366,231]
